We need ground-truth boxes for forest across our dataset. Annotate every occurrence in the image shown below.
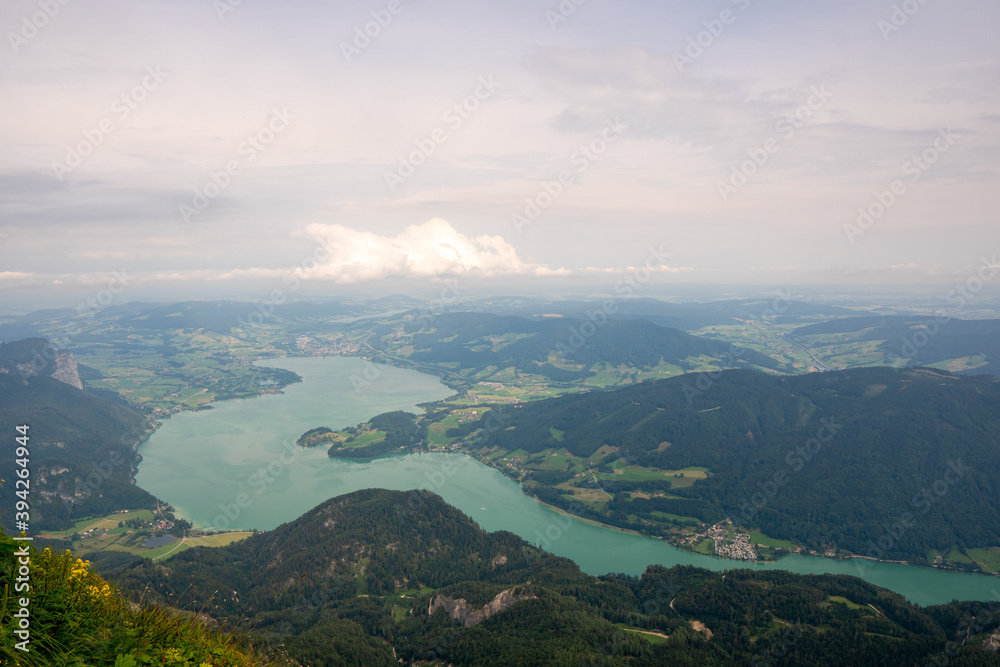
[108,489,1000,666]
[453,366,1000,561]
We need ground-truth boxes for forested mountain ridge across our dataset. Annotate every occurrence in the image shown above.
[366,311,784,381]
[453,366,1000,561]
[111,489,1000,666]
[0,336,83,388]
[0,345,157,532]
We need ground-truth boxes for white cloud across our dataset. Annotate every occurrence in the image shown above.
[297,218,564,283]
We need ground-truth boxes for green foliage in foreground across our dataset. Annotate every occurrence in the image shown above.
[0,530,287,666]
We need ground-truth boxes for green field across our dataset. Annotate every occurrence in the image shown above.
[150,532,254,561]
[692,539,715,555]
[965,547,1000,573]
[598,466,710,486]
[41,510,155,538]
[827,595,863,610]
[750,531,797,549]
[651,511,701,524]
[617,625,670,644]
[946,547,975,564]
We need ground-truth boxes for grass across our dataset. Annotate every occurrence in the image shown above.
[827,596,863,610]
[965,547,1000,573]
[750,531,797,549]
[596,466,710,486]
[146,533,253,561]
[587,445,620,462]
[561,487,613,502]
[188,532,254,548]
[946,547,975,564]
[616,625,670,644]
[692,539,715,555]
[0,530,286,666]
[42,510,155,538]
[651,511,702,524]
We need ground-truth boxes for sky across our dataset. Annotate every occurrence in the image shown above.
[1,0,998,307]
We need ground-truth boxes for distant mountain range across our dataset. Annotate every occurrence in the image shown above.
[790,315,1000,376]
[366,311,786,381]
[492,296,866,330]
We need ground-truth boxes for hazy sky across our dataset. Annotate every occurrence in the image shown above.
[1,0,998,304]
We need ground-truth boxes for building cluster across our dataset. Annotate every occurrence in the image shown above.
[706,523,758,560]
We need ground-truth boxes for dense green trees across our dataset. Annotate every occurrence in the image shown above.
[463,367,1000,561]
[0,365,155,532]
[111,489,1000,666]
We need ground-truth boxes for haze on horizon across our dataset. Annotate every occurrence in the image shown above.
[1,0,998,308]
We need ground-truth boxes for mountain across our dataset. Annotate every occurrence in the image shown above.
[494,297,865,330]
[0,337,83,389]
[452,366,1000,561]
[0,340,155,532]
[112,489,1000,666]
[789,315,1000,376]
[367,311,784,381]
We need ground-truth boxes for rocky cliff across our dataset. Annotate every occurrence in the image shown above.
[0,338,83,389]
[428,588,537,627]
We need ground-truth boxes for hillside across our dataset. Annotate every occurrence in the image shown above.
[496,297,864,330]
[789,316,1000,376]
[0,529,285,666]
[366,311,784,383]
[0,337,83,388]
[452,366,1000,561]
[0,340,156,532]
[112,489,1000,666]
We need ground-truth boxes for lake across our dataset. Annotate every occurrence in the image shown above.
[135,356,1000,606]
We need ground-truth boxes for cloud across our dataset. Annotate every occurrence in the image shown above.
[297,218,565,283]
